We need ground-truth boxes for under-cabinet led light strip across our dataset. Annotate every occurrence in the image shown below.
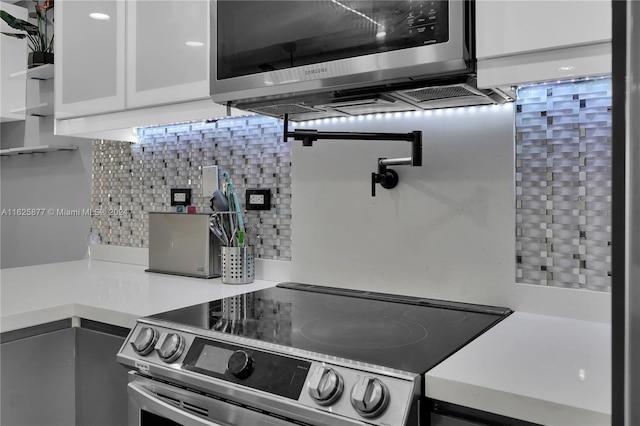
[516,74,610,91]
[296,103,513,126]
[132,113,256,143]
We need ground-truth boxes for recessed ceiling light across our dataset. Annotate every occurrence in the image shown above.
[89,12,110,20]
[185,41,204,47]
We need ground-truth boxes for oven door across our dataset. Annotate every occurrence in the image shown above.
[128,373,299,426]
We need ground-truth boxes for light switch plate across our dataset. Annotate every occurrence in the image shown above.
[202,166,219,198]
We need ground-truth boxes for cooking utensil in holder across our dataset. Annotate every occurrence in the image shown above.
[221,246,255,284]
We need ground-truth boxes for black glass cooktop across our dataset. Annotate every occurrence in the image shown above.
[149,282,511,374]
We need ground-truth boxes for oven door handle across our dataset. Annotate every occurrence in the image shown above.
[128,382,226,426]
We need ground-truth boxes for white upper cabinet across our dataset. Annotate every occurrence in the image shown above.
[126,0,209,108]
[54,0,237,140]
[55,0,126,119]
[476,1,611,59]
[1,1,27,122]
[56,0,209,118]
[475,0,612,89]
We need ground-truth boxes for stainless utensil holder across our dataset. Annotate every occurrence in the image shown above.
[221,246,255,284]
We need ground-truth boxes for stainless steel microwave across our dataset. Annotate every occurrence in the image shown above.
[210,0,508,120]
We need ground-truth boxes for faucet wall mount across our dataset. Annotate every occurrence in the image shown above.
[372,161,399,197]
[283,114,422,197]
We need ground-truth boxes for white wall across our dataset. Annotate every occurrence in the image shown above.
[290,104,610,322]
[291,105,516,306]
[0,120,92,268]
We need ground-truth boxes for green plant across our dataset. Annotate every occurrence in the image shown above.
[1,0,54,53]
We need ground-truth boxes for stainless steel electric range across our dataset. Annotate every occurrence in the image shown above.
[117,282,511,426]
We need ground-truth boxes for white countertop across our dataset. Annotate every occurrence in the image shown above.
[425,312,611,426]
[1,261,611,426]
[0,260,277,332]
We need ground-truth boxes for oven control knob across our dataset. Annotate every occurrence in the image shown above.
[350,376,389,418]
[307,367,344,406]
[156,333,185,363]
[130,327,158,356]
[227,350,254,379]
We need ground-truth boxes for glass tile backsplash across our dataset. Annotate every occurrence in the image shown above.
[515,77,611,292]
[90,78,611,287]
[91,115,292,261]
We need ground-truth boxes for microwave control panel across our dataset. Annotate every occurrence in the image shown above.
[406,0,449,44]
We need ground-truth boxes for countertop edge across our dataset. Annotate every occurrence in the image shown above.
[0,303,140,333]
[72,303,140,330]
[1,304,76,334]
[425,374,610,426]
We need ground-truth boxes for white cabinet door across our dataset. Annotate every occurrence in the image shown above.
[476,1,611,60]
[476,0,611,89]
[55,0,125,119]
[126,0,209,109]
[1,1,27,122]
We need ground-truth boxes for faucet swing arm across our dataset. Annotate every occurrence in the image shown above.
[282,114,422,196]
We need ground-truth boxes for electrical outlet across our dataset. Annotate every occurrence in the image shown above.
[170,188,192,206]
[246,189,271,210]
[202,165,219,198]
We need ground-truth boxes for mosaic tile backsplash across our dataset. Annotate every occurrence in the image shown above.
[515,77,611,292]
[91,115,292,261]
[90,78,611,287]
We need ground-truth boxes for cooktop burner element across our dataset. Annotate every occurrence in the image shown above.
[118,282,511,426]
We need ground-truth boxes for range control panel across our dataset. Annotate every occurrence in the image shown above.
[183,337,310,400]
[119,323,419,426]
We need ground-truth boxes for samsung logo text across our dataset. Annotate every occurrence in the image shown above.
[305,67,328,76]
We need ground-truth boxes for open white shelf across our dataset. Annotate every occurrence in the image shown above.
[10,102,54,117]
[10,64,54,80]
[0,144,78,156]
[9,65,54,117]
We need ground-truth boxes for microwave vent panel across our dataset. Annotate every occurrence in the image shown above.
[397,83,502,109]
[401,84,484,103]
[286,110,346,121]
[248,103,324,117]
[318,97,414,116]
